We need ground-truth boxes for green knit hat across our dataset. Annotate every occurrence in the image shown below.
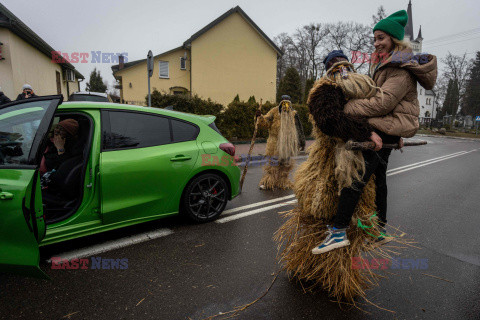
[373,10,408,40]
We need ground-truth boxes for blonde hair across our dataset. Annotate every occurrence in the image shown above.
[391,37,412,51]
[369,37,412,76]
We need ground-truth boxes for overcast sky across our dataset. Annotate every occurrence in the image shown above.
[2,0,479,91]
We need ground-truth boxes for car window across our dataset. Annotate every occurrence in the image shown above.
[0,100,53,166]
[70,95,108,102]
[103,111,171,150]
[171,119,198,142]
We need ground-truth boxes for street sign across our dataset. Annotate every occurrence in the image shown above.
[147,50,154,78]
[476,116,480,121]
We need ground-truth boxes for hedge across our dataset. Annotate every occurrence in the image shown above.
[146,90,312,140]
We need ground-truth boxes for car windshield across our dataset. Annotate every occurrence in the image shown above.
[69,94,108,102]
[0,100,52,166]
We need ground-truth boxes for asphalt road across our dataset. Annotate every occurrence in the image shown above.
[1,135,480,320]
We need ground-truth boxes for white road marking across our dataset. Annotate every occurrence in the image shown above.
[46,228,173,262]
[216,200,297,224]
[219,149,478,223]
[386,151,467,174]
[223,194,295,215]
[46,149,479,258]
[387,150,477,176]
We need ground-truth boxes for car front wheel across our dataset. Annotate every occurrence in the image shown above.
[182,173,229,222]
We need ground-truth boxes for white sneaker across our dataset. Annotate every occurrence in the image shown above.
[312,226,350,254]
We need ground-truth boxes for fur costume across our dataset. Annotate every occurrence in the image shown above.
[258,101,305,190]
[275,64,396,302]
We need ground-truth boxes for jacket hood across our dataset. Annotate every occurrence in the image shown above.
[400,54,438,90]
[374,48,438,90]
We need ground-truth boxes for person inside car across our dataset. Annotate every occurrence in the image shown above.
[40,119,82,190]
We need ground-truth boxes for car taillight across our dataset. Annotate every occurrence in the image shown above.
[219,143,235,156]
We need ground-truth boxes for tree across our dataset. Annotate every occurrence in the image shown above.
[371,6,387,26]
[324,22,373,74]
[441,52,471,109]
[277,67,302,103]
[462,51,480,117]
[274,33,295,85]
[452,79,460,116]
[304,78,315,104]
[85,68,107,93]
[441,79,452,118]
[293,23,330,80]
[441,79,460,117]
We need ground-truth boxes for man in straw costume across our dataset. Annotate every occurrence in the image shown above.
[275,9,437,302]
[274,50,385,301]
[256,96,305,190]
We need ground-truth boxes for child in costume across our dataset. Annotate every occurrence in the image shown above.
[256,96,305,190]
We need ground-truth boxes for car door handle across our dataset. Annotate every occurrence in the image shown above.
[0,192,14,200]
[170,155,192,162]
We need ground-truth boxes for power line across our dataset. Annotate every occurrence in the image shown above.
[423,35,480,49]
[424,31,480,45]
[424,27,480,44]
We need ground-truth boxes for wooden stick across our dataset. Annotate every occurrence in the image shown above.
[345,140,427,151]
[421,273,454,283]
[239,99,263,192]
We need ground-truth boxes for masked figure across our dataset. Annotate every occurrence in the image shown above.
[257,96,305,190]
[275,52,391,302]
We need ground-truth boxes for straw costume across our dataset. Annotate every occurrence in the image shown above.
[257,98,305,190]
[274,58,393,302]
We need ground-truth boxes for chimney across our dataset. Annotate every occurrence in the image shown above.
[119,55,125,70]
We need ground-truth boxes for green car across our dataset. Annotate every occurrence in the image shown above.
[0,95,240,278]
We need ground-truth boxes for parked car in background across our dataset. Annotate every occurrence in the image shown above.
[0,96,240,278]
[69,91,112,102]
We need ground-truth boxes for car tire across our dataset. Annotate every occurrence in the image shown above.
[182,173,229,223]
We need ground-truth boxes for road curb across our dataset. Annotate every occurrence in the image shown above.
[416,134,480,142]
[236,151,307,163]
[236,155,308,167]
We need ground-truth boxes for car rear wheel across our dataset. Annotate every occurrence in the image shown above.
[182,173,229,222]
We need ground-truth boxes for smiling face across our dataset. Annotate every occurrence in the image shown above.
[373,30,394,55]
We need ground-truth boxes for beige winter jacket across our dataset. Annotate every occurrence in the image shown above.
[344,49,438,137]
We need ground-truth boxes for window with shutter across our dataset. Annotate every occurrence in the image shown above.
[159,61,169,78]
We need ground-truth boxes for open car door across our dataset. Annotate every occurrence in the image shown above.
[0,96,63,278]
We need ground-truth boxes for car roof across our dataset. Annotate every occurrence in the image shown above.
[59,102,216,124]
[71,91,108,97]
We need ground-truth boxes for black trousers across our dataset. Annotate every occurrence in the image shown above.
[333,131,400,229]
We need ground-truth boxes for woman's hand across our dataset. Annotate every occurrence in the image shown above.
[53,135,66,154]
[370,132,383,151]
